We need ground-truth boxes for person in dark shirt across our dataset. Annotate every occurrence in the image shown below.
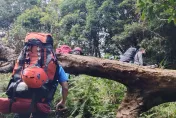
[119,47,138,63]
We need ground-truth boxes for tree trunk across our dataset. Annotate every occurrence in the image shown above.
[0,61,15,73]
[0,42,17,72]
[57,54,176,118]
[116,88,142,118]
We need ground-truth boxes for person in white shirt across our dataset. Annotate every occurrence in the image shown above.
[134,48,146,66]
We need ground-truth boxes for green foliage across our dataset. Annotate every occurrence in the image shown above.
[15,7,45,31]
[9,1,61,51]
[136,0,176,24]
[58,0,127,56]
[3,0,176,66]
[52,75,126,118]
[0,0,40,28]
[0,73,11,98]
[141,102,176,118]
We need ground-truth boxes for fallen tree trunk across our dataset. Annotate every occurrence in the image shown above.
[0,42,16,73]
[0,61,14,73]
[57,54,176,118]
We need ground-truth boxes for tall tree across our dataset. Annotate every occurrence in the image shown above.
[136,0,176,24]
[0,0,39,29]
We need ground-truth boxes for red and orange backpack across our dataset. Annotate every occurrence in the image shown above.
[0,32,59,114]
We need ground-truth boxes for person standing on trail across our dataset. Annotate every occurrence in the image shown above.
[134,48,146,66]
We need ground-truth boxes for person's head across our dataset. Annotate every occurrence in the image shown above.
[139,48,146,54]
[136,45,140,50]
[72,47,83,55]
[74,47,82,52]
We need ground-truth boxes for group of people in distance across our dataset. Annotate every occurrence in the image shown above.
[56,44,83,55]
[56,44,157,68]
[119,46,158,68]
[56,44,146,66]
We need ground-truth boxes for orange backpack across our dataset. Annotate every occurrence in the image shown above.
[6,32,59,113]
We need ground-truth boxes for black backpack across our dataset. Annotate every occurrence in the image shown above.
[120,47,137,62]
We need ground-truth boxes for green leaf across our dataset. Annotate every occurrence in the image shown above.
[141,11,146,20]
[169,0,174,4]
[168,16,173,23]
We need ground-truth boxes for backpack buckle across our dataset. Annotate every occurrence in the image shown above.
[25,58,30,64]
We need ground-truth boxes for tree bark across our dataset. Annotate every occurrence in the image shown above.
[0,42,17,72]
[57,54,176,118]
[0,61,15,73]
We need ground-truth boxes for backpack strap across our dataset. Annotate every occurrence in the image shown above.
[45,65,59,102]
[18,46,27,66]
[41,47,44,67]
[28,92,36,117]
[25,45,31,65]
[8,79,21,112]
[50,48,59,65]
[43,47,59,102]
[44,48,52,72]
[13,46,28,81]
[44,45,57,71]
[36,45,44,67]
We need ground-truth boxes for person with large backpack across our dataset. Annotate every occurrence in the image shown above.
[0,32,68,118]
[119,46,139,63]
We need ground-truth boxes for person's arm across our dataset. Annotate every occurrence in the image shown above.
[56,66,69,110]
[138,52,143,66]
[58,82,68,107]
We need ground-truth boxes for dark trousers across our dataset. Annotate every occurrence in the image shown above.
[14,112,48,118]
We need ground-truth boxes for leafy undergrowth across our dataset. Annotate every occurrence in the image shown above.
[52,75,126,118]
[140,102,176,118]
[1,74,176,118]
[0,73,11,97]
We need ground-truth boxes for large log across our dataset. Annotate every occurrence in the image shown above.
[0,61,14,73]
[57,54,176,118]
[0,42,16,73]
